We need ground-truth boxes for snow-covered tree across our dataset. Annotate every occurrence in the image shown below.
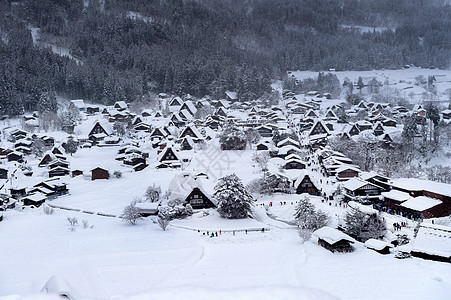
[294,196,330,231]
[252,151,270,174]
[244,128,261,148]
[31,138,46,158]
[214,173,253,219]
[121,201,142,225]
[402,114,418,145]
[113,121,126,136]
[344,206,386,242]
[37,91,58,114]
[63,138,78,156]
[145,184,161,202]
[219,126,247,150]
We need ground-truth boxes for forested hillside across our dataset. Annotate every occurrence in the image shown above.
[1,0,451,114]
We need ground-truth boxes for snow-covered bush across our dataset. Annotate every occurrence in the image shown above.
[43,205,54,215]
[344,206,386,242]
[121,202,142,225]
[157,216,170,231]
[394,250,411,259]
[82,219,92,229]
[67,216,78,231]
[298,229,312,243]
[158,204,193,221]
[294,196,330,231]
[247,175,292,195]
[214,173,253,219]
[113,170,122,178]
[396,233,410,246]
[67,217,78,226]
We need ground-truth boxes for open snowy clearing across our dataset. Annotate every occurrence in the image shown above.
[1,207,450,300]
[290,67,451,102]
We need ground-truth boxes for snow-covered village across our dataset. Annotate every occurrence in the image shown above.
[1,1,451,300]
[1,67,451,300]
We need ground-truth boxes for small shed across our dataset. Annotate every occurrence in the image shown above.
[22,192,47,207]
[91,167,109,180]
[313,227,355,253]
[364,239,392,255]
[136,202,160,216]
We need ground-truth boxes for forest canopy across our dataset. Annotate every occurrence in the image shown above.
[1,0,451,114]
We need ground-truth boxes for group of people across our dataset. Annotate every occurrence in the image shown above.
[393,222,406,231]
[199,230,222,237]
[198,228,266,237]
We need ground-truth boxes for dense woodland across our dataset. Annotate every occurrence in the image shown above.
[1,0,451,114]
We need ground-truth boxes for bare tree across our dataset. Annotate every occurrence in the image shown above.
[121,201,142,225]
[252,151,270,174]
[157,216,170,231]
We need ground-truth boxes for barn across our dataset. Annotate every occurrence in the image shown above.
[313,227,355,253]
[91,167,110,180]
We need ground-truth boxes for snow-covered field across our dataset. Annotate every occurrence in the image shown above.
[1,206,450,300]
[290,67,451,103]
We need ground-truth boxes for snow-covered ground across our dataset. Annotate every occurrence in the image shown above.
[1,206,450,300]
[290,67,451,103]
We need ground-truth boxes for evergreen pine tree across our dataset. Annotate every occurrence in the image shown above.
[402,114,418,144]
[294,196,330,230]
[214,174,253,219]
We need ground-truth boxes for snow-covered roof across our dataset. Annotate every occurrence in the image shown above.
[364,239,392,251]
[41,275,81,300]
[114,101,127,109]
[136,202,159,210]
[399,196,442,212]
[313,227,355,244]
[170,172,216,205]
[225,91,238,100]
[335,165,360,174]
[359,171,388,182]
[23,192,47,202]
[391,178,451,197]
[381,190,410,202]
[70,99,85,109]
[343,178,377,191]
[411,225,451,258]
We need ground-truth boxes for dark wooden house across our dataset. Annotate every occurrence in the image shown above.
[309,121,329,136]
[0,167,7,179]
[22,193,47,207]
[336,165,360,181]
[184,187,216,209]
[313,227,355,253]
[91,167,109,180]
[295,174,320,195]
[284,158,306,170]
[49,166,70,178]
[343,178,383,202]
